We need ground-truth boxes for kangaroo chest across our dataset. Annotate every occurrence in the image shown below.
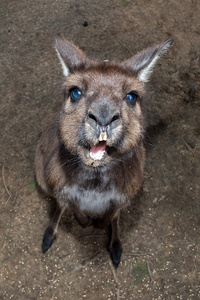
[61,181,124,215]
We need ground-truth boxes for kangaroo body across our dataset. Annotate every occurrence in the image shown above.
[35,36,172,267]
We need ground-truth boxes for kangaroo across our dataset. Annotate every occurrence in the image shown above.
[35,36,172,268]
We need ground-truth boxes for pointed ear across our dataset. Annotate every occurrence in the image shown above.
[55,35,88,76]
[122,39,173,83]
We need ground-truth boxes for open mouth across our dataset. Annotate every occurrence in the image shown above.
[89,141,107,161]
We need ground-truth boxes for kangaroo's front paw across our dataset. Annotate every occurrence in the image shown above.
[109,239,123,269]
[42,226,56,253]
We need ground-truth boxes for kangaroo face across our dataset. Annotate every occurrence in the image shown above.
[55,36,172,170]
[59,65,145,167]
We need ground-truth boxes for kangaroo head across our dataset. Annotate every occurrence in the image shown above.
[55,36,172,168]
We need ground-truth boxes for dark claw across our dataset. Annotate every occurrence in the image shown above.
[42,226,56,253]
[110,240,123,269]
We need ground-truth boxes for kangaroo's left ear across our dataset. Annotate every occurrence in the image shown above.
[122,39,173,83]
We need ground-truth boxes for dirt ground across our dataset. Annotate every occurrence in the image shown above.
[0,0,200,299]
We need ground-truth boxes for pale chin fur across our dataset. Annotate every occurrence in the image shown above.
[89,149,106,161]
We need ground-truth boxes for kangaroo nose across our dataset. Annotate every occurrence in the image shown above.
[88,111,120,127]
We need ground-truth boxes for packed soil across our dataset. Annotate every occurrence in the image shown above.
[0,0,200,299]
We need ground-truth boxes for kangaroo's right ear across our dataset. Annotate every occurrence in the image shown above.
[55,35,88,77]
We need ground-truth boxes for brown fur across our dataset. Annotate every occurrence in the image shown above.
[35,36,172,267]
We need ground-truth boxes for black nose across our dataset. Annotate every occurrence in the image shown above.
[88,111,120,126]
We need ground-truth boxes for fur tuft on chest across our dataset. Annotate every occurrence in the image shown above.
[61,184,125,214]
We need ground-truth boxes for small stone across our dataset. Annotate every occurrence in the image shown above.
[82,21,88,27]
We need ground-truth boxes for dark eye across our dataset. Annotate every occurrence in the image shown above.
[125,92,137,104]
[70,88,82,102]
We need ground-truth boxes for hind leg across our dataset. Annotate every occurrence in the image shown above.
[109,209,123,269]
[72,204,93,228]
[42,204,66,253]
